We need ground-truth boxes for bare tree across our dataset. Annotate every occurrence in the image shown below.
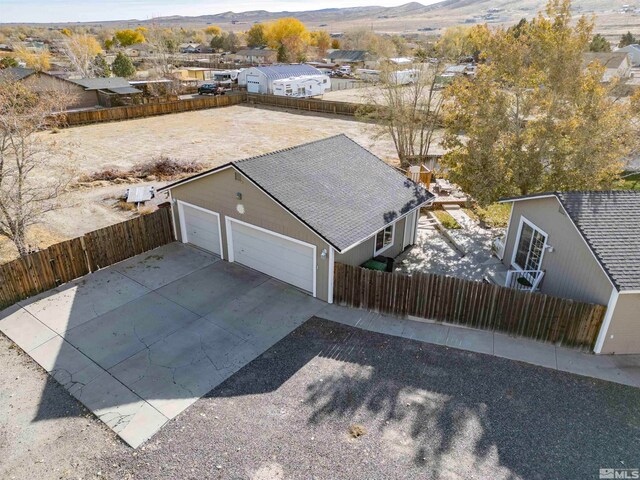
[144,24,181,95]
[61,33,103,77]
[361,61,445,166]
[0,81,75,256]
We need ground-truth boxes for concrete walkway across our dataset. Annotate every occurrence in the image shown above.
[317,304,640,389]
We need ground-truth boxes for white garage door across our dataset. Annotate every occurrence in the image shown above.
[178,202,222,256]
[228,219,315,295]
[247,75,261,93]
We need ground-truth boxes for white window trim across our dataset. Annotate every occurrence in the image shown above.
[176,200,224,259]
[225,216,317,298]
[510,216,548,272]
[328,247,335,304]
[373,223,396,256]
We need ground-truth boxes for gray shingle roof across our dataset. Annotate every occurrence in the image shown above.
[231,135,433,252]
[328,50,370,62]
[252,64,323,80]
[502,191,640,291]
[0,67,35,82]
[67,77,131,90]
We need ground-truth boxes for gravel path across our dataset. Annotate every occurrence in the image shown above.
[93,318,640,480]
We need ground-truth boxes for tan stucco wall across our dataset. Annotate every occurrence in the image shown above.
[502,197,613,306]
[600,293,640,354]
[22,73,98,109]
[336,216,407,267]
[170,167,331,302]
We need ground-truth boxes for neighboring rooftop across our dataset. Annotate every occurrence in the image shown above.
[327,50,371,62]
[583,51,630,69]
[250,64,324,80]
[162,135,434,252]
[67,76,133,90]
[0,67,35,82]
[501,191,640,291]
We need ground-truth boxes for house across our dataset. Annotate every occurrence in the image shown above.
[195,44,214,54]
[159,135,434,304]
[498,191,640,354]
[67,77,143,107]
[583,52,632,81]
[125,42,154,58]
[238,64,330,96]
[0,67,99,109]
[327,50,377,68]
[179,43,200,53]
[617,44,640,67]
[234,48,277,64]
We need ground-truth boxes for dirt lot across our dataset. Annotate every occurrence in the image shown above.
[1,104,400,263]
[2,319,638,480]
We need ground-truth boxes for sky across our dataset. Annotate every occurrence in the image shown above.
[0,0,436,24]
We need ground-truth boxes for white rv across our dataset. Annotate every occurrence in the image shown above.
[272,75,331,97]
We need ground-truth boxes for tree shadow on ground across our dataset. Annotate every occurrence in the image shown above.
[209,317,640,479]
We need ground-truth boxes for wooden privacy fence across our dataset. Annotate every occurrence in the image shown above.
[247,93,360,116]
[60,93,246,126]
[0,208,174,310]
[333,263,607,350]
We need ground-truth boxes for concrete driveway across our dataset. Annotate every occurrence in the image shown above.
[0,242,324,447]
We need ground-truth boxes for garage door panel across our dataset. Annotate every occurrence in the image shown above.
[229,220,315,294]
[181,203,221,255]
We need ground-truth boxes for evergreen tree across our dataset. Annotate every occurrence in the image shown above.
[111,52,136,78]
[93,54,111,77]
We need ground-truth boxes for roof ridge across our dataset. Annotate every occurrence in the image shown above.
[231,134,348,166]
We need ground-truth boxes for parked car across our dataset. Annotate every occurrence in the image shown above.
[197,83,225,95]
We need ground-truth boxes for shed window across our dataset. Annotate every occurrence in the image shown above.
[374,225,394,255]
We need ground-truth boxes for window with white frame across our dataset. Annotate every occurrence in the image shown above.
[512,218,547,271]
[374,224,394,255]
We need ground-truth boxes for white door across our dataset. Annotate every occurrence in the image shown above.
[178,201,222,256]
[247,74,261,93]
[403,211,417,248]
[227,219,315,295]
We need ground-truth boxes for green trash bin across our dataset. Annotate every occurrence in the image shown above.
[361,259,387,271]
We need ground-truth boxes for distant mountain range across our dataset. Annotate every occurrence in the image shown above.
[7,0,639,36]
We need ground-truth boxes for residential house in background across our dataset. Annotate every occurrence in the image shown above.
[238,64,330,96]
[234,48,277,64]
[498,191,640,354]
[67,77,143,107]
[327,50,377,69]
[125,42,154,58]
[617,44,640,67]
[583,51,632,81]
[0,67,98,109]
[159,135,433,304]
[179,43,200,53]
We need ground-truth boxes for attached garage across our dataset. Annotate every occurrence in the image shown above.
[161,135,434,303]
[226,218,316,295]
[177,201,222,256]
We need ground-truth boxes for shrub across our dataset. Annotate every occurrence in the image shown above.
[474,203,511,229]
[133,156,203,180]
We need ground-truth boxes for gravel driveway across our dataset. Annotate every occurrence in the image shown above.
[89,318,640,480]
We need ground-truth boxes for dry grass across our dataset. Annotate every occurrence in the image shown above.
[138,205,156,215]
[349,424,367,438]
[114,200,137,211]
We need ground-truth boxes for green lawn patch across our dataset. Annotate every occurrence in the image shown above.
[432,209,462,229]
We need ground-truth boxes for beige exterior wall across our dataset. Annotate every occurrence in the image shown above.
[22,73,98,109]
[170,167,331,302]
[600,293,640,354]
[336,216,407,267]
[502,197,613,306]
